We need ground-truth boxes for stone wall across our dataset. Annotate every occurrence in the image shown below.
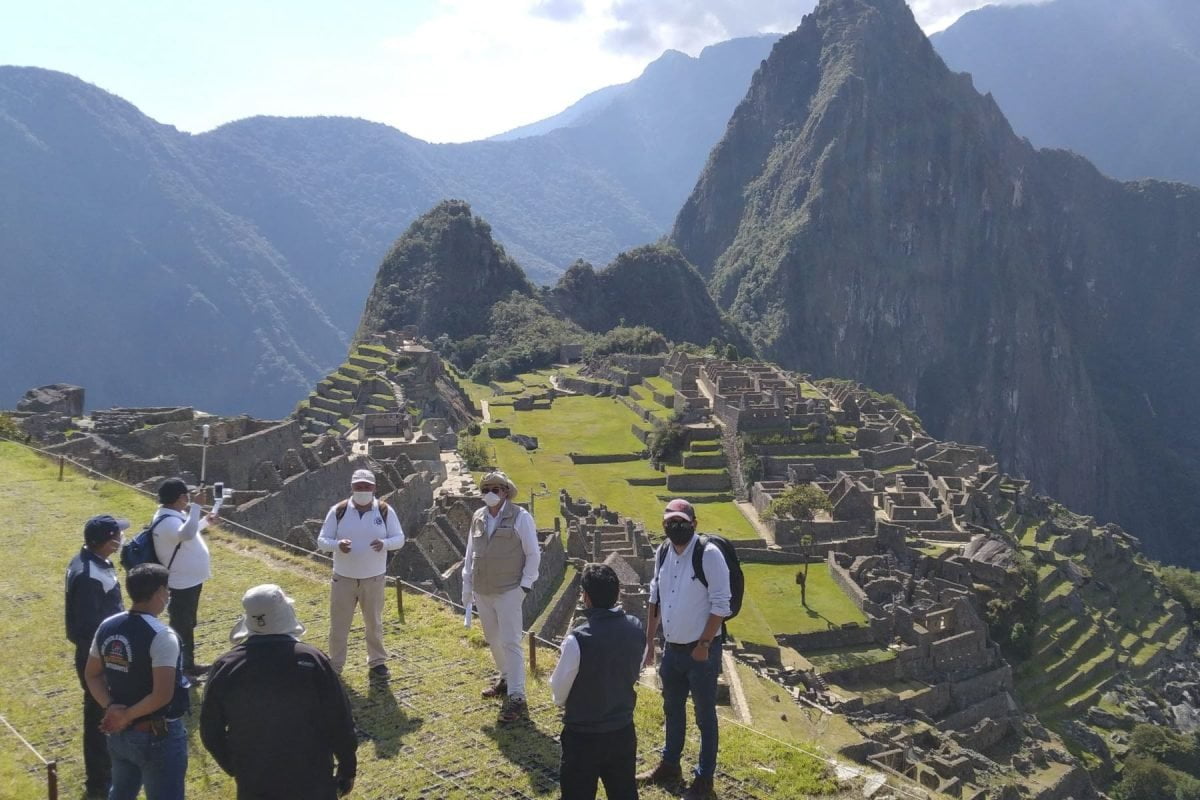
[224,455,357,538]
[523,532,567,629]
[537,569,582,641]
[778,624,877,652]
[176,419,305,489]
[665,472,731,492]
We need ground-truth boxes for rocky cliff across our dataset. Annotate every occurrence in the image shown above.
[670,0,1200,565]
[550,244,746,349]
[357,200,533,342]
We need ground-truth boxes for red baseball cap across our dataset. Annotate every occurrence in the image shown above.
[663,498,696,523]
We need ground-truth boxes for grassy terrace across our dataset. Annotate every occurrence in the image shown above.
[730,564,868,649]
[0,442,838,799]
[481,393,757,539]
[469,371,757,540]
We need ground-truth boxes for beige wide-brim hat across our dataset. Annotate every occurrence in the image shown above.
[229,584,306,643]
[479,470,518,496]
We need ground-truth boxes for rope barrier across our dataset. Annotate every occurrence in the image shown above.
[2,433,923,799]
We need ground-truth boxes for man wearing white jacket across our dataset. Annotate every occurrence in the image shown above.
[152,477,217,679]
[462,470,540,724]
[317,468,406,678]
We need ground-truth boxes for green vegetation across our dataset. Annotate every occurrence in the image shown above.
[0,413,20,439]
[764,484,832,521]
[1160,565,1200,620]
[459,436,492,471]
[648,421,687,463]
[0,441,836,799]
[729,564,867,648]
[805,645,897,673]
[475,394,757,539]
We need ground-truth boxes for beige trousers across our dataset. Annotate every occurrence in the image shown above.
[329,572,387,672]
[475,587,526,698]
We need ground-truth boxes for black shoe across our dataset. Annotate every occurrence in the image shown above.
[369,664,391,679]
[481,678,508,698]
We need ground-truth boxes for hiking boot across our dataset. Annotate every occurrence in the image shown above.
[498,695,528,724]
[481,677,508,699]
[369,664,391,679]
[636,760,684,787]
[684,775,717,799]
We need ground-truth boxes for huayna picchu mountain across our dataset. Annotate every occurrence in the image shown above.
[671,0,1200,566]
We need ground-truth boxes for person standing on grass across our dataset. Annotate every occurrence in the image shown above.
[65,514,129,798]
[151,477,218,679]
[462,470,540,724]
[550,563,645,800]
[85,563,190,800]
[316,468,405,678]
[201,584,358,800]
[638,499,731,800]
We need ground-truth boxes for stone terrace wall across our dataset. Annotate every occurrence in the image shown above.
[177,420,305,489]
[224,455,356,538]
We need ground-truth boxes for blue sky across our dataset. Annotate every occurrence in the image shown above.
[1,0,1036,142]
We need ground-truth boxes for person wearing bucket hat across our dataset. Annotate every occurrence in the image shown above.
[201,585,357,800]
[461,470,540,724]
[65,514,129,798]
[316,468,406,678]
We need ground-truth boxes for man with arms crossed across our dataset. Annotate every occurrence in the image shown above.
[638,499,731,800]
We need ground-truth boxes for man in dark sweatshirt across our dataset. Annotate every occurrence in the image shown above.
[549,563,646,800]
[65,514,128,798]
[200,584,357,799]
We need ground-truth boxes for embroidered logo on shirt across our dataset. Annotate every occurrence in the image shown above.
[374,517,383,525]
[101,635,133,673]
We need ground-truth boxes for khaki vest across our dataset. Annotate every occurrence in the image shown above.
[470,502,526,595]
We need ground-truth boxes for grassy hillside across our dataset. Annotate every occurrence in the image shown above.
[0,441,838,798]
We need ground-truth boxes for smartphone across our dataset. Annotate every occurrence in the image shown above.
[213,482,224,501]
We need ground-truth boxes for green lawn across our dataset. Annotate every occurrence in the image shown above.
[805,645,896,674]
[480,396,758,539]
[0,441,837,799]
[729,564,868,649]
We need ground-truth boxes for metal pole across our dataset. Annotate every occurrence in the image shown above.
[528,631,537,672]
[46,760,58,800]
[200,424,210,486]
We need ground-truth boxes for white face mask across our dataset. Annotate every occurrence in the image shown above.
[482,491,503,508]
[352,491,374,506]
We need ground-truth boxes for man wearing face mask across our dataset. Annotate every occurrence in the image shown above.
[462,470,540,724]
[638,499,731,800]
[317,468,405,677]
[65,514,129,798]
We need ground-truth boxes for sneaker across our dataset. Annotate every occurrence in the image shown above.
[369,664,390,679]
[498,695,527,724]
[636,760,684,787]
[683,775,716,799]
[481,678,508,699]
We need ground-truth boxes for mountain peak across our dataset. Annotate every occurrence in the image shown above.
[357,200,533,342]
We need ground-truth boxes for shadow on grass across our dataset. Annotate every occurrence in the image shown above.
[347,678,424,759]
[802,606,840,631]
[482,719,560,794]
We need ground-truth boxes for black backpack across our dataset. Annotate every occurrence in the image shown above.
[119,515,182,571]
[655,533,745,620]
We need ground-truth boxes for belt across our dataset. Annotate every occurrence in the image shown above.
[666,641,701,651]
[129,718,170,736]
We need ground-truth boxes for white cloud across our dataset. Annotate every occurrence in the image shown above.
[221,0,1047,142]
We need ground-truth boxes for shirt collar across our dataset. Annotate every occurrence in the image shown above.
[81,547,114,568]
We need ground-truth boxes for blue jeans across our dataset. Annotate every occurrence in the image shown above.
[107,717,188,800]
[659,639,721,779]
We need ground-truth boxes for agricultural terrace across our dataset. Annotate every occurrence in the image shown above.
[473,373,759,540]
[730,564,869,649]
[0,442,839,799]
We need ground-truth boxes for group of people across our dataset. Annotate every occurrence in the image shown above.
[65,467,732,800]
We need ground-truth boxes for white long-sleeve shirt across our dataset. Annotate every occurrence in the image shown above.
[549,606,644,706]
[316,497,405,578]
[648,536,732,644]
[152,504,211,590]
[461,502,540,603]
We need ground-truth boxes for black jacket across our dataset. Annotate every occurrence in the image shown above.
[200,635,357,800]
[65,547,123,648]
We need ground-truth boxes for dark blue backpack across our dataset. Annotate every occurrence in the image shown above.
[119,515,181,571]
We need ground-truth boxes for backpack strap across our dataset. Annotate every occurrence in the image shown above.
[336,498,388,524]
[151,513,184,571]
[692,534,709,588]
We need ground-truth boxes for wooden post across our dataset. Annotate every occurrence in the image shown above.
[58,456,64,481]
[528,631,537,672]
[395,581,404,620]
[46,760,58,800]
